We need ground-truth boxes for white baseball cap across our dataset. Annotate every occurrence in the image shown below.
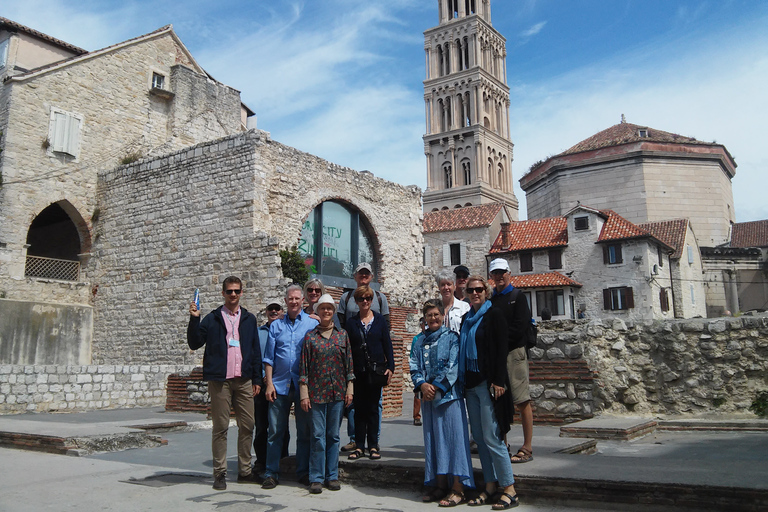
[313,294,337,313]
[488,258,511,273]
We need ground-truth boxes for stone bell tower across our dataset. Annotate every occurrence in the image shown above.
[422,0,518,217]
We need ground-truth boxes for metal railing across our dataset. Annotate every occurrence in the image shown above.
[24,255,81,281]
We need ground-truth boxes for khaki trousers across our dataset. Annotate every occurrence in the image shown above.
[209,378,255,477]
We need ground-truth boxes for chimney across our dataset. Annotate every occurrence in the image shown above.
[500,222,511,249]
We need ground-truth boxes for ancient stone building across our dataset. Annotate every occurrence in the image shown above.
[519,119,737,248]
[0,20,252,366]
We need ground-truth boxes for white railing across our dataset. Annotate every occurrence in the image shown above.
[25,255,80,281]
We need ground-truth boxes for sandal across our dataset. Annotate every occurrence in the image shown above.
[368,448,381,460]
[491,492,519,510]
[468,490,496,506]
[347,449,364,460]
[438,490,465,508]
[510,447,533,464]
[422,487,448,503]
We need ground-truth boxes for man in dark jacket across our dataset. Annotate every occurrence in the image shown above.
[488,259,535,465]
[188,276,262,490]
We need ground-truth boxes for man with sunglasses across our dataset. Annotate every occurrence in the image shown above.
[187,276,262,491]
[253,302,286,474]
[488,258,535,465]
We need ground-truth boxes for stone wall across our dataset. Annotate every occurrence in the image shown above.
[0,299,92,365]
[0,364,192,414]
[424,226,493,277]
[534,315,768,416]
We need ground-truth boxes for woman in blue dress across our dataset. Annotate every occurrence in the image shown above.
[411,299,474,507]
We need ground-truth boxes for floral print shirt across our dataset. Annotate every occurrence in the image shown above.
[299,326,354,404]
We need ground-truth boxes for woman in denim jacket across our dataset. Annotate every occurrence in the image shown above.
[411,299,474,507]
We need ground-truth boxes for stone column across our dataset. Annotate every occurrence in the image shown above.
[424,96,431,134]
[458,0,466,18]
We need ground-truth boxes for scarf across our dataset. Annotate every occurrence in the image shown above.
[458,299,491,383]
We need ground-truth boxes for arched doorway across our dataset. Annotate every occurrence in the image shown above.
[24,202,85,281]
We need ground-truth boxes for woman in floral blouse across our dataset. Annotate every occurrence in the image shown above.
[299,294,354,494]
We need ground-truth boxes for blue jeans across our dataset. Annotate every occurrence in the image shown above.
[464,381,515,487]
[265,386,311,480]
[310,401,344,483]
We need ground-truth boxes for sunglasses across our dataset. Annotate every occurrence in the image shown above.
[306,287,322,294]
[466,287,486,294]
[224,289,242,295]
[267,306,282,312]
[355,296,374,303]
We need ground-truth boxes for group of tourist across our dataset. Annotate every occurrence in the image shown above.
[187,257,534,507]
[187,263,394,495]
[410,260,534,509]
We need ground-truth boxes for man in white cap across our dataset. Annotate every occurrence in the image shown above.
[488,258,535,464]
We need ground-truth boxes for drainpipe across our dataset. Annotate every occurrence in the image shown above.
[668,256,677,318]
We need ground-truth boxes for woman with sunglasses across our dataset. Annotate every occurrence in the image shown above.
[303,279,326,321]
[344,285,394,461]
[411,299,474,507]
[460,276,518,509]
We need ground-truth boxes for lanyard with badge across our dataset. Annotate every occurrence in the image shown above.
[224,310,240,348]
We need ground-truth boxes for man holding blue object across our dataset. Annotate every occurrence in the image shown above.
[187,276,262,491]
[261,284,319,489]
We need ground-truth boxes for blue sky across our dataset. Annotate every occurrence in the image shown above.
[5,0,768,222]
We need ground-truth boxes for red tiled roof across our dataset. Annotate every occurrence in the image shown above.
[490,217,567,253]
[597,209,651,242]
[509,272,582,289]
[731,220,768,248]
[560,122,707,157]
[639,219,689,259]
[0,17,87,55]
[424,203,505,233]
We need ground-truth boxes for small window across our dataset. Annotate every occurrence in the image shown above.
[603,244,623,264]
[574,216,589,231]
[450,243,461,266]
[520,252,533,272]
[536,289,565,316]
[152,72,165,89]
[657,246,664,267]
[690,284,696,305]
[638,129,648,138]
[603,287,634,311]
[548,249,562,270]
[0,38,9,69]
[687,245,695,264]
[48,108,83,158]
[660,288,669,312]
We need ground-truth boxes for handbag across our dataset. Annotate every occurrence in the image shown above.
[361,327,389,387]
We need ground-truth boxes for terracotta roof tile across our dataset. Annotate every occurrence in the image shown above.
[560,122,707,157]
[424,203,504,233]
[490,217,567,253]
[597,209,651,242]
[509,272,582,289]
[0,17,87,55]
[639,219,689,259]
[731,220,768,248]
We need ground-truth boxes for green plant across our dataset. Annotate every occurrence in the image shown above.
[280,246,309,285]
[120,151,143,165]
[92,207,101,222]
[712,397,726,408]
[750,391,768,418]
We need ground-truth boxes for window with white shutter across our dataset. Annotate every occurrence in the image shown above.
[443,244,451,266]
[424,245,432,267]
[48,108,83,158]
[459,242,467,265]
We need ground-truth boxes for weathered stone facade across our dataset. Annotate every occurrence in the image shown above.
[424,226,493,276]
[533,315,768,416]
[0,26,246,308]
[88,129,423,368]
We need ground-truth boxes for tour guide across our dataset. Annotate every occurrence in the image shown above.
[187,276,263,491]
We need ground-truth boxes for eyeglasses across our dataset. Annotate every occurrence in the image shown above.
[306,287,322,294]
[466,287,486,295]
[425,312,442,319]
[224,289,242,295]
[355,296,374,303]
[455,274,469,280]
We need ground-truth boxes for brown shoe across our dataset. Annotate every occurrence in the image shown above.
[341,441,356,452]
[309,482,323,494]
[327,480,341,491]
[213,473,227,490]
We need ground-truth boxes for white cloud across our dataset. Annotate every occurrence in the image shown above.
[520,21,547,38]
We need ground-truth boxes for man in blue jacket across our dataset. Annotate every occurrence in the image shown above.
[187,276,262,491]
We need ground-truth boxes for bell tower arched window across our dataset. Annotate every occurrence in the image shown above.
[443,163,453,189]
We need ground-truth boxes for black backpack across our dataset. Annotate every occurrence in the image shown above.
[510,288,538,352]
